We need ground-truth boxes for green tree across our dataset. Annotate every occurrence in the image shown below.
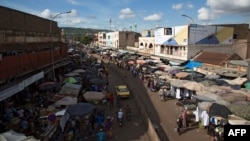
[81,35,93,45]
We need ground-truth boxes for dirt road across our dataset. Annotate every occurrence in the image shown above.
[92,54,211,141]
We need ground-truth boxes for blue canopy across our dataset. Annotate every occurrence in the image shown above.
[185,60,202,69]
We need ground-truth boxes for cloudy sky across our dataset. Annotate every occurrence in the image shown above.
[1,0,250,32]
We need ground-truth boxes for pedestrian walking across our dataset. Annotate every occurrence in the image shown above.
[109,94,114,110]
[158,88,164,101]
[89,113,96,131]
[96,127,107,141]
[97,113,104,128]
[181,109,187,128]
[104,116,113,138]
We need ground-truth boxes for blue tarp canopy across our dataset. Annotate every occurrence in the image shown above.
[185,60,202,69]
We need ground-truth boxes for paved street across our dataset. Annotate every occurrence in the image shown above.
[92,54,211,141]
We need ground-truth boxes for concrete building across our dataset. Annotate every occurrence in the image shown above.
[0,6,70,100]
[129,24,249,64]
[137,29,156,54]
[97,31,139,49]
[97,32,106,47]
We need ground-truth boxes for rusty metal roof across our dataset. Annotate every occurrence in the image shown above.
[194,51,231,66]
[0,42,67,53]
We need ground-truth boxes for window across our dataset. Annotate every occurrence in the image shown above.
[164,28,172,35]
[233,34,237,39]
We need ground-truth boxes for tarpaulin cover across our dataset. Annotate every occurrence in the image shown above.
[185,60,202,69]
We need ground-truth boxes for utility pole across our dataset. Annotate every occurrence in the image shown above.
[50,10,71,81]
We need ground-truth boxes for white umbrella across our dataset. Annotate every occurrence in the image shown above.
[183,81,204,91]
[54,96,77,106]
[170,79,189,88]
[83,91,106,101]
[224,77,247,85]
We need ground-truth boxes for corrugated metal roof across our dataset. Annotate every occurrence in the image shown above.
[229,60,248,67]
[0,42,67,52]
[194,52,231,66]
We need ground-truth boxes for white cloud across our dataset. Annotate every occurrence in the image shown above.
[172,3,183,10]
[69,9,78,17]
[143,13,162,21]
[198,0,250,21]
[187,3,194,9]
[198,7,218,21]
[40,9,52,19]
[119,8,135,19]
[67,0,79,5]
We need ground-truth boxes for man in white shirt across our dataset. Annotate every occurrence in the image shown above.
[200,110,209,128]
[176,88,181,99]
[117,109,124,121]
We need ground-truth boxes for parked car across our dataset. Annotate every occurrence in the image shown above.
[115,85,130,98]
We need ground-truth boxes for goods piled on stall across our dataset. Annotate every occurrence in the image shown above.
[228,104,250,120]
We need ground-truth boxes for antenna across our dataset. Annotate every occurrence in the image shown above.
[109,18,112,31]
[134,23,137,32]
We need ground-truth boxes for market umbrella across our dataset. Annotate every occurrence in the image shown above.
[86,75,100,80]
[198,101,213,111]
[205,74,220,79]
[54,96,77,106]
[199,80,217,87]
[208,103,232,119]
[159,75,171,80]
[127,60,135,64]
[224,77,247,85]
[175,72,190,79]
[154,70,164,75]
[72,69,86,73]
[183,81,204,91]
[38,81,60,92]
[170,79,188,88]
[184,72,205,80]
[83,91,106,102]
[66,102,95,117]
[63,77,78,84]
[89,79,106,85]
[64,72,80,77]
[169,68,182,75]
[136,59,146,64]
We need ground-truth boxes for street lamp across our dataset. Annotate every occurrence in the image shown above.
[181,14,195,80]
[50,10,71,81]
[181,14,195,24]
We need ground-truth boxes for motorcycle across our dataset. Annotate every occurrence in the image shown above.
[118,117,123,127]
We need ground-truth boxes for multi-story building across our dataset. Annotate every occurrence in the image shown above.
[96,32,106,47]
[0,6,69,100]
[132,24,249,64]
[137,29,157,54]
[97,31,139,49]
